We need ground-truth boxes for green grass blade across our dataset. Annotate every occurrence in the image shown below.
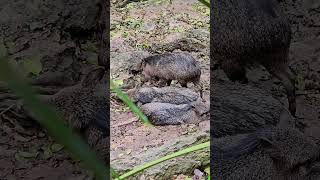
[0,56,109,180]
[198,0,210,8]
[110,79,153,127]
[115,141,210,179]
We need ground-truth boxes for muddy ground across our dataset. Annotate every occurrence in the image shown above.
[0,0,319,179]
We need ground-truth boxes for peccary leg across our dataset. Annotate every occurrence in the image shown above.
[167,80,172,86]
[222,60,248,84]
[269,66,296,116]
[194,79,204,99]
[86,126,105,147]
[180,82,188,88]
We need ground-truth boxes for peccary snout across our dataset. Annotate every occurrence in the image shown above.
[211,0,296,115]
[138,53,203,98]
[212,127,320,180]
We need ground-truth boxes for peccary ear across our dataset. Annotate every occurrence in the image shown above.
[82,67,105,87]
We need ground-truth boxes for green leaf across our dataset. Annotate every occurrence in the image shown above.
[17,151,38,158]
[113,79,124,87]
[21,55,42,76]
[51,143,64,152]
[43,147,53,160]
[204,166,210,175]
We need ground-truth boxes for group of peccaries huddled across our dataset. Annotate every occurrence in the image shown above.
[126,52,210,125]
[124,0,320,179]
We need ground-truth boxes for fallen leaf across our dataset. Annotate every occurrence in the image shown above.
[51,143,64,153]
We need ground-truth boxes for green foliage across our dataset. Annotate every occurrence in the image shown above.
[21,55,43,76]
[110,79,153,126]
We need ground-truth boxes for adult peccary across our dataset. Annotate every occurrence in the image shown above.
[32,67,109,159]
[211,0,296,115]
[141,100,209,125]
[212,127,320,180]
[133,52,203,98]
[212,79,295,137]
[127,86,199,105]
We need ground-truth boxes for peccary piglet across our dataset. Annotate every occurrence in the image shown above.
[212,127,320,180]
[41,68,108,154]
[137,53,203,98]
[141,101,209,125]
[211,0,296,115]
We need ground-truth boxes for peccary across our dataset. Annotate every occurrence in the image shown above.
[211,0,296,115]
[141,101,209,125]
[127,86,200,105]
[211,79,295,137]
[212,127,320,180]
[134,53,203,98]
[126,86,209,125]
[40,67,108,148]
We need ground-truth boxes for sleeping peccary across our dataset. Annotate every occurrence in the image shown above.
[140,101,209,125]
[126,86,209,125]
[211,0,296,115]
[212,127,320,180]
[132,52,203,98]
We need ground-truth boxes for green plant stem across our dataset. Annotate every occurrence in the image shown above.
[110,80,153,127]
[115,141,210,180]
[0,57,109,180]
[198,0,210,8]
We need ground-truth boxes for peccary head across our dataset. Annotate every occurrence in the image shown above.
[46,67,108,145]
[213,127,320,179]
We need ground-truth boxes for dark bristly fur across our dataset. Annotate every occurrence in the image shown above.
[212,127,320,179]
[138,52,203,98]
[211,0,296,115]
[46,67,108,159]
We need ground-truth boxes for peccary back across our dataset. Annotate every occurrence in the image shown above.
[211,0,296,115]
[127,86,199,105]
[211,79,294,137]
[212,127,320,180]
[141,53,201,87]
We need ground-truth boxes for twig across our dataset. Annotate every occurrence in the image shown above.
[0,104,14,116]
